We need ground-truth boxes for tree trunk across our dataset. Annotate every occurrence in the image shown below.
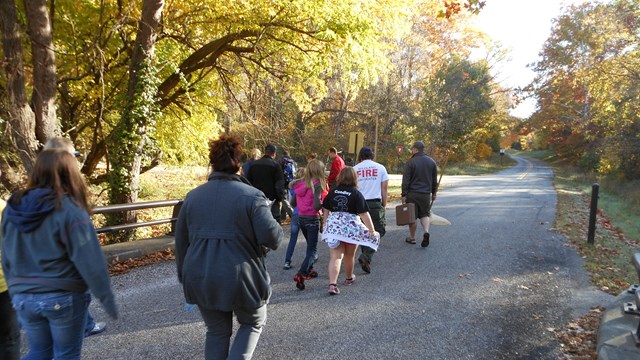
[126,0,163,204]
[0,0,38,173]
[24,0,59,143]
[107,0,164,242]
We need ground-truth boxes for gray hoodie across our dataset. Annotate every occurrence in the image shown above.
[1,189,117,319]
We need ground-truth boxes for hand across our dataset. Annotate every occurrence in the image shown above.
[401,196,406,204]
[432,194,437,201]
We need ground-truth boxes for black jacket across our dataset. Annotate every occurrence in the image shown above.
[246,156,285,201]
[401,151,438,196]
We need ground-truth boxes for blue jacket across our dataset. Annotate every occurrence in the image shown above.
[1,189,117,319]
[175,172,282,311]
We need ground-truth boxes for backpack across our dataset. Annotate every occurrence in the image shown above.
[282,157,296,184]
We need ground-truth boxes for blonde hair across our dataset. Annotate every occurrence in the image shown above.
[336,166,358,188]
[304,159,326,190]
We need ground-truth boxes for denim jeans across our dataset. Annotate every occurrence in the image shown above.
[198,305,267,360]
[12,292,90,360]
[298,216,320,275]
[0,290,20,360]
[84,310,96,336]
[284,214,300,264]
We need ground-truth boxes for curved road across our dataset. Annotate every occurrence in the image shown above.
[80,156,611,359]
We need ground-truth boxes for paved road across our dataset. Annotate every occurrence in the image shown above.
[80,156,611,359]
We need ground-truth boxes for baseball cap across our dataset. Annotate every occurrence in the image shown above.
[264,144,277,154]
[359,146,374,159]
[412,141,425,150]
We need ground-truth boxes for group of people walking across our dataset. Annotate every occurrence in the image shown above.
[0,133,438,360]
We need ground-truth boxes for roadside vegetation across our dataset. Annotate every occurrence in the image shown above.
[518,150,640,359]
[520,150,640,294]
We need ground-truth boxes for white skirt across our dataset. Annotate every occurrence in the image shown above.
[321,212,380,251]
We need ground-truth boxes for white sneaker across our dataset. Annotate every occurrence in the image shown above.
[86,322,107,337]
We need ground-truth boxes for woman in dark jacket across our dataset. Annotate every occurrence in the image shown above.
[1,149,117,360]
[175,134,282,360]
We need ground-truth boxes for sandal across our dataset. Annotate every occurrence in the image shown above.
[405,237,416,244]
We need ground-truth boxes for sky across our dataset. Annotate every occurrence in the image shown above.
[471,0,597,118]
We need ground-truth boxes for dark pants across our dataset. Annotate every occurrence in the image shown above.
[270,200,281,223]
[279,191,294,221]
[360,200,386,263]
[298,216,320,275]
[198,305,267,360]
[0,290,20,360]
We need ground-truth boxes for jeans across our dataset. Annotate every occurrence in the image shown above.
[84,310,96,336]
[198,305,267,360]
[298,216,320,275]
[284,214,300,264]
[361,200,386,263]
[12,292,90,360]
[0,290,20,360]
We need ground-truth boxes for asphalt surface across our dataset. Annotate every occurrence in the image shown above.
[69,157,612,359]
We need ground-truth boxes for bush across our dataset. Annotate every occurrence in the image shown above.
[475,143,492,160]
[576,149,599,171]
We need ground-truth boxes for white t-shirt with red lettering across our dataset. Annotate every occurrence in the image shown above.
[354,159,389,200]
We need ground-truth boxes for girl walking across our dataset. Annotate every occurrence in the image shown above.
[291,160,328,290]
[283,167,305,270]
[321,167,380,295]
[1,149,117,359]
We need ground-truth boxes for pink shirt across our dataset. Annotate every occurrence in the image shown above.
[292,180,327,217]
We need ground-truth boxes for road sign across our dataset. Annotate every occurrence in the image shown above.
[348,132,365,156]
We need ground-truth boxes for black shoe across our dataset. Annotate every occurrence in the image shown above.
[358,254,371,274]
[421,233,430,248]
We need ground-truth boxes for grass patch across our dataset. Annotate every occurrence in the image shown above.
[522,150,640,294]
[445,153,517,175]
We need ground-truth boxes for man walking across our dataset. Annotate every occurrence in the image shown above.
[401,141,438,247]
[326,147,345,189]
[279,150,296,222]
[354,147,388,274]
[247,144,286,223]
